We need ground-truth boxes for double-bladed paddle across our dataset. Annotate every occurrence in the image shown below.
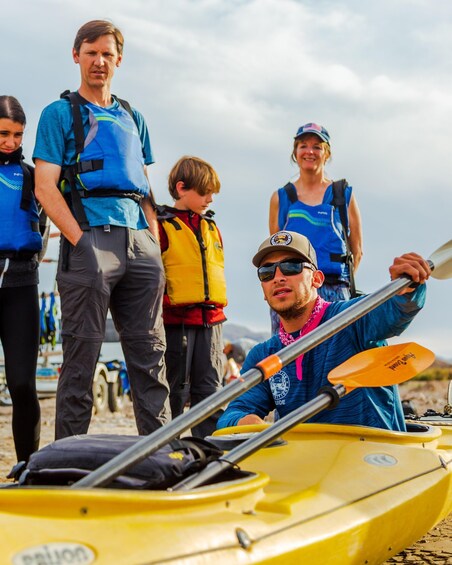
[73,240,451,489]
[174,342,435,490]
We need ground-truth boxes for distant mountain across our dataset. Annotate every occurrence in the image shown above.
[431,357,452,369]
[105,318,452,368]
[223,323,270,344]
[104,319,270,345]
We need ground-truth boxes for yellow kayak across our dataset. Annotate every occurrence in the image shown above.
[5,243,452,564]
[2,421,451,565]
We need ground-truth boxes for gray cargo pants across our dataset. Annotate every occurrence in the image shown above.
[55,226,170,439]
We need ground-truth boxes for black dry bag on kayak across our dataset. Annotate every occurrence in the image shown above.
[14,434,223,489]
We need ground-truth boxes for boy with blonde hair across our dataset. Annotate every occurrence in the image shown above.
[158,156,227,437]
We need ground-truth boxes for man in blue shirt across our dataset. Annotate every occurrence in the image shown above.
[34,20,170,439]
[218,231,430,431]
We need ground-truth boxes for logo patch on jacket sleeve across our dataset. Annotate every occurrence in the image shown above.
[269,371,290,404]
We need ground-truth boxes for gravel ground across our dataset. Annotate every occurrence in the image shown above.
[0,379,451,563]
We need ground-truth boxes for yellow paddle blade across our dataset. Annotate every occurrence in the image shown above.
[327,342,435,392]
[429,239,452,280]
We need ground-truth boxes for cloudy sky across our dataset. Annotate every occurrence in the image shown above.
[3,0,451,358]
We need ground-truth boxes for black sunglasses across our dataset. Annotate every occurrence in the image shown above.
[257,259,315,282]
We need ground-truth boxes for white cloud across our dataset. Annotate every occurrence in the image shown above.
[2,0,451,359]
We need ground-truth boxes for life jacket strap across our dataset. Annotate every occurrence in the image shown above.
[73,159,104,175]
[330,252,349,264]
[61,168,90,231]
[165,217,182,230]
[18,160,34,212]
[77,189,143,203]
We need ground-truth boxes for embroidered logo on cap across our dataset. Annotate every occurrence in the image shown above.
[270,232,292,246]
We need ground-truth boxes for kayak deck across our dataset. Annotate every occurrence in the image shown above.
[2,422,451,564]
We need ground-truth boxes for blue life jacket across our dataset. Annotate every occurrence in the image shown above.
[60,91,150,228]
[0,160,42,257]
[278,182,351,280]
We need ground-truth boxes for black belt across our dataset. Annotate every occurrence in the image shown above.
[0,250,36,260]
[78,189,143,203]
[184,304,216,310]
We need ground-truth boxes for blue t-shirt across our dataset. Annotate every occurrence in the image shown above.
[217,286,427,432]
[33,96,154,229]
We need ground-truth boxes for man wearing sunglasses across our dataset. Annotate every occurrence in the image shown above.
[217,231,430,432]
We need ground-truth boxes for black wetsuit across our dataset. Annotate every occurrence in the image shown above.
[0,150,44,463]
[0,285,40,461]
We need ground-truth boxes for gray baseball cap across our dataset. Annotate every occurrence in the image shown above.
[252,231,318,269]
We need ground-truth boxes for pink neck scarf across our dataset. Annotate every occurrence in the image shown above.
[278,296,330,380]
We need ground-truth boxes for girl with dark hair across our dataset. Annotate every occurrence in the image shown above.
[0,95,47,465]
